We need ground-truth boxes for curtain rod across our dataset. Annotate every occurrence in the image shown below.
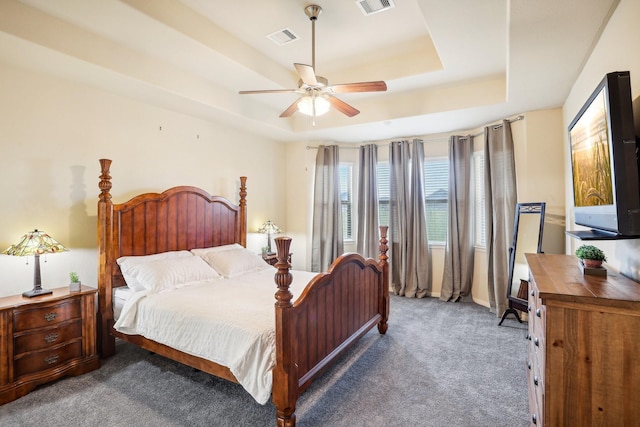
[470,114,524,138]
[305,114,525,149]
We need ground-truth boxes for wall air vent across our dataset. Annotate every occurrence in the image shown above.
[267,28,299,46]
[356,0,395,16]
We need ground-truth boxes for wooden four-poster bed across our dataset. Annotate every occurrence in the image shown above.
[96,159,389,426]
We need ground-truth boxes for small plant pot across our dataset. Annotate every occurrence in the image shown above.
[583,259,603,268]
[69,281,81,292]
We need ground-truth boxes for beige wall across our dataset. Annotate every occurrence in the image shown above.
[563,0,640,281]
[0,63,287,297]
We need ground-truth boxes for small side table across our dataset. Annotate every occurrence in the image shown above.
[0,285,100,404]
[262,252,292,266]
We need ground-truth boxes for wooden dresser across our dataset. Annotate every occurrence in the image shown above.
[525,253,640,426]
[0,286,100,404]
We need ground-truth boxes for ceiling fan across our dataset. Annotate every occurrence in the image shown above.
[238,4,387,120]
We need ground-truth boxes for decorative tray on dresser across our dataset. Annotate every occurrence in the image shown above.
[525,253,640,426]
[0,285,100,405]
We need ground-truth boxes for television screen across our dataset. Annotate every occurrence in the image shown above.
[568,71,640,238]
[569,87,614,208]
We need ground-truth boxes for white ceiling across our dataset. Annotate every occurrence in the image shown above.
[0,0,619,143]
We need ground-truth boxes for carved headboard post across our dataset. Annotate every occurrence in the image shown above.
[97,159,116,357]
[239,176,247,247]
[377,225,389,335]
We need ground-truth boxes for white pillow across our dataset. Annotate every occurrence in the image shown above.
[117,250,193,291]
[117,250,193,266]
[199,247,270,278]
[123,256,221,293]
[190,243,244,256]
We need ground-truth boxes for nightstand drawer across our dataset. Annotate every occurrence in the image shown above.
[13,298,81,332]
[14,319,83,354]
[14,340,83,378]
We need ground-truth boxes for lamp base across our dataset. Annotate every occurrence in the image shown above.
[23,287,53,298]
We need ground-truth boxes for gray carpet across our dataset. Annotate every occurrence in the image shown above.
[1,296,529,427]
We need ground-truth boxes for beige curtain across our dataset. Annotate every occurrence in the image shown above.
[441,135,475,302]
[311,145,343,272]
[484,121,517,315]
[356,144,380,259]
[389,139,430,298]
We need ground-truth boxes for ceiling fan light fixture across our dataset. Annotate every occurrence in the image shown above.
[298,95,330,116]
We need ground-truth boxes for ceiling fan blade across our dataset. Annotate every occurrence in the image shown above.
[239,89,299,95]
[327,95,360,117]
[331,81,387,93]
[294,63,318,86]
[279,99,301,118]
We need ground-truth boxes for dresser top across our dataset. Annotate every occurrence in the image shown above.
[526,253,640,306]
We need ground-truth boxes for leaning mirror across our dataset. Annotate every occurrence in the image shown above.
[499,202,545,325]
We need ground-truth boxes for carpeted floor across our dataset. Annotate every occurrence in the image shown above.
[1,295,529,427]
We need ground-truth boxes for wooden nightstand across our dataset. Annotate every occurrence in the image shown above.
[0,285,100,405]
[262,253,292,266]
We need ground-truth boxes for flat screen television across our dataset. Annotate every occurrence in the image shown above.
[568,71,640,238]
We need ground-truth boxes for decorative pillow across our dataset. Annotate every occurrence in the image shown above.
[199,247,270,278]
[123,256,221,293]
[117,250,193,291]
[190,243,244,256]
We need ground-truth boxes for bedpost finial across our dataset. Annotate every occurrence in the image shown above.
[378,225,389,264]
[274,236,293,307]
[99,159,112,201]
[239,176,247,205]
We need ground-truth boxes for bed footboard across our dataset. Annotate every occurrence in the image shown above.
[272,227,389,427]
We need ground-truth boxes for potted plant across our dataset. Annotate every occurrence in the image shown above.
[575,245,607,268]
[69,271,81,292]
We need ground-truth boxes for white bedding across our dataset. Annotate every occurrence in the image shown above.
[113,286,134,320]
[113,267,316,404]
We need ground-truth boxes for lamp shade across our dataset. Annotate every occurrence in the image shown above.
[4,229,68,256]
[298,95,330,116]
[257,221,282,235]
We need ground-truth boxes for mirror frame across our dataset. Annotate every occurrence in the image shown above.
[499,202,546,325]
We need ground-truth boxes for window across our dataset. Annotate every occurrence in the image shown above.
[339,163,353,240]
[376,158,449,243]
[423,158,449,243]
[474,151,486,247]
[377,162,390,227]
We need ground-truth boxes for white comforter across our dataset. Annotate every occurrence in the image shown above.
[114,268,316,404]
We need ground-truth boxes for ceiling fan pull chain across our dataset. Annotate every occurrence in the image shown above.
[312,91,317,126]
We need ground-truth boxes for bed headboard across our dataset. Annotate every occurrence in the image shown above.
[97,158,247,355]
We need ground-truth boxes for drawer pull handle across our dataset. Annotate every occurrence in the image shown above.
[45,354,60,365]
[527,305,531,312]
[534,375,539,386]
[44,333,59,343]
[44,312,57,322]
[528,362,532,370]
[530,289,535,297]
[532,414,537,424]
[534,337,540,347]
[536,308,541,317]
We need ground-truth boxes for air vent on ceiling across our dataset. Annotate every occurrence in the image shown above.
[356,0,395,16]
[267,28,299,46]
